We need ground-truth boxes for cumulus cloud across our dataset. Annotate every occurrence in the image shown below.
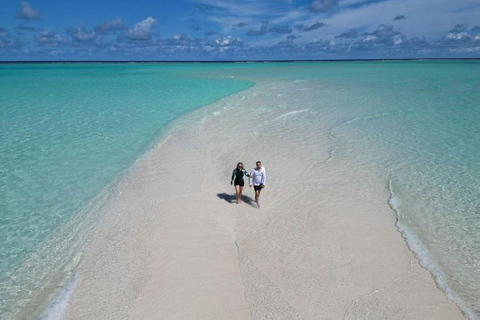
[205,36,245,54]
[200,23,480,59]
[157,34,200,49]
[393,15,406,21]
[449,24,469,33]
[303,38,337,53]
[37,30,66,46]
[233,22,248,28]
[432,25,480,53]
[444,26,473,44]
[246,21,293,36]
[270,38,298,55]
[268,25,292,34]
[445,32,472,42]
[158,34,190,46]
[361,24,404,45]
[295,22,326,32]
[335,29,358,38]
[152,34,207,57]
[156,34,191,47]
[309,0,338,13]
[125,17,156,41]
[66,27,102,46]
[327,23,480,56]
[211,36,244,47]
[16,1,41,20]
[5,9,480,60]
[0,28,22,50]
[95,18,127,34]
[246,21,269,36]
[232,22,248,30]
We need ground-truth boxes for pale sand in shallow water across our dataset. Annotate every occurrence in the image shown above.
[64,79,464,319]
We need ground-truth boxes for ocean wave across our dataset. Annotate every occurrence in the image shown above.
[387,181,478,320]
[39,272,78,320]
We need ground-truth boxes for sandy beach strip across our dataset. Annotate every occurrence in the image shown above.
[63,79,464,319]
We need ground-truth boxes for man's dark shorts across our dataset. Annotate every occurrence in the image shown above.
[254,185,263,192]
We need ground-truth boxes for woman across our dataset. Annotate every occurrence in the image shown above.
[230,162,250,204]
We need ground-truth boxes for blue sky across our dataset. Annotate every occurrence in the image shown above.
[1,0,480,60]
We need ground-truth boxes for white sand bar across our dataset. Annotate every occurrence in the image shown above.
[64,79,465,319]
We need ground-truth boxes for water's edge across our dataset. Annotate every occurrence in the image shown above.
[387,181,475,319]
[9,78,256,320]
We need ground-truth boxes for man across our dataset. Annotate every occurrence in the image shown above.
[249,161,266,207]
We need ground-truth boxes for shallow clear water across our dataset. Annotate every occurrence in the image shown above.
[205,60,480,317]
[0,63,253,318]
[1,61,479,319]
[313,61,480,318]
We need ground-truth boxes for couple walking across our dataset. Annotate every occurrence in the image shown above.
[230,161,266,207]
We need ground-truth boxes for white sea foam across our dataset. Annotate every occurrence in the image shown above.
[388,182,478,320]
[342,112,393,126]
[39,273,78,320]
[272,109,309,121]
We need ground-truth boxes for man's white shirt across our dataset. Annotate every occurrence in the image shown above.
[249,166,266,186]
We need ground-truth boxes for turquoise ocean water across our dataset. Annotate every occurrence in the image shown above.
[0,63,254,318]
[0,61,479,319]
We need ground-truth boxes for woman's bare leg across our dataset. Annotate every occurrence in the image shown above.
[235,185,241,204]
[238,186,244,203]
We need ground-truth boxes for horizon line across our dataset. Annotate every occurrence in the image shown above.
[1,57,480,64]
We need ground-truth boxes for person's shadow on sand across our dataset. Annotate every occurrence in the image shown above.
[217,193,256,207]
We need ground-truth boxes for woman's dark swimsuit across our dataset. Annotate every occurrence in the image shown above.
[231,168,247,187]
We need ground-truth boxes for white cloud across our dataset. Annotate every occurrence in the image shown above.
[37,31,65,46]
[194,0,279,17]
[279,0,480,44]
[126,17,157,41]
[309,0,338,13]
[16,1,41,20]
[66,27,103,47]
[95,18,127,34]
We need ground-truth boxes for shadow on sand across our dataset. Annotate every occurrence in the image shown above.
[216,193,257,207]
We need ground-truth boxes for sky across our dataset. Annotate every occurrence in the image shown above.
[0,0,479,60]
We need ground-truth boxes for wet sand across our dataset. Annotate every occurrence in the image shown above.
[64,79,464,319]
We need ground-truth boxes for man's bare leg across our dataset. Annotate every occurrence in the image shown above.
[255,189,261,207]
